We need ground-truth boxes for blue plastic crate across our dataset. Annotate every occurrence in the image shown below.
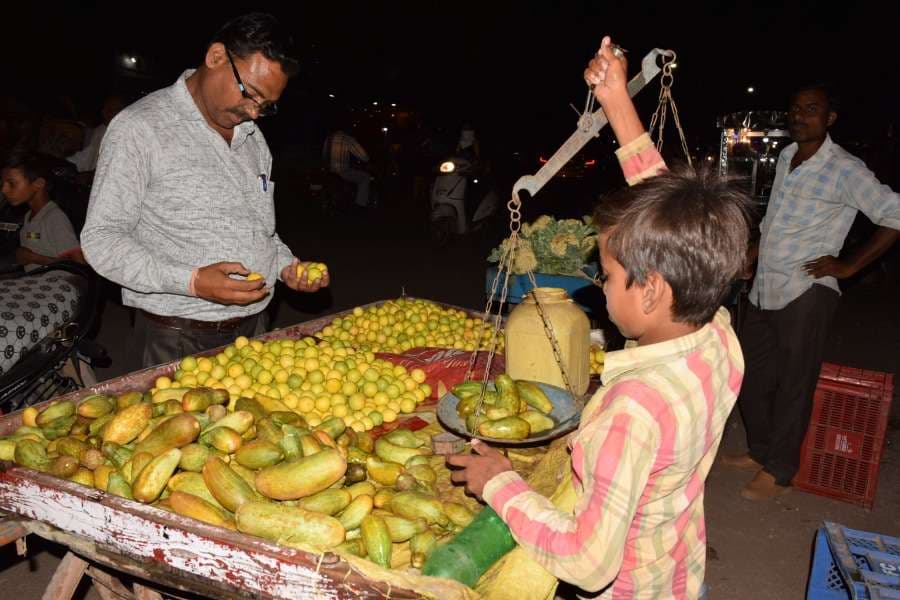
[808,523,900,600]
[484,264,602,315]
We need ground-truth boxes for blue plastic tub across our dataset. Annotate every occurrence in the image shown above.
[807,523,900,600]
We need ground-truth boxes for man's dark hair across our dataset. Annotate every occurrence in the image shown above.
[210,13,299,77]
[791,83,840,114]
[593,166,752,326]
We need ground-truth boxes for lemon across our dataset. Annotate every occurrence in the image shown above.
[181,373,198,387]
[373,392,390,406]
[341,381,357,396]
[155,376,172,390]
[211,365,227,380]
[399,397,417,414]
[287,374,303,390]
[196,372,210,385]
[410,368,427,384]
[349,393,366,411]
[227,363,244,378]
[368,411,384,426]
[274,368,290,384]
[381,409,397,423]
[308,416,322,428]
[256,370,273,385]
[385,384,401,400]
[298,397,315,413]
[283,394,299,409]
[315,397,331,413]
[350,421,366,433]
[246,272,264,281]
[196,357,213,373]
[362,382,378,398]
[332,404,349,418]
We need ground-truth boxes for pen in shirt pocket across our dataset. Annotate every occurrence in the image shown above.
[258,173,268,192]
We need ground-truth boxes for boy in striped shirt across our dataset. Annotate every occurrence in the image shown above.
[448,37,750,598]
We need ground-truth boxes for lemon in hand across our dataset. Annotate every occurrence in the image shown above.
[246,272,264,281]
[297,262,328,284]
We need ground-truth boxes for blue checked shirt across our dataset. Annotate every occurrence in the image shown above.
[750,135,900,310]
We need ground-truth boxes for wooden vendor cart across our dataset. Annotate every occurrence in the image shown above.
[0,299,495,600]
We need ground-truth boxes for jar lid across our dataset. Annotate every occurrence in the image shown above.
[525,287,570,303]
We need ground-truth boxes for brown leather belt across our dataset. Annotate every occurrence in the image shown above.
[140,310,250,332]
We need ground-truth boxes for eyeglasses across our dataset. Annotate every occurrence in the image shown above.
[224,47,278,117]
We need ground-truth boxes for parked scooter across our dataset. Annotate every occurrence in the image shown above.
[429,156,500,245]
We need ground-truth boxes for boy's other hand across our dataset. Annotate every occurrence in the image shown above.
[447,439,513,500]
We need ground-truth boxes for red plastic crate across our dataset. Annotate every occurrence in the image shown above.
[793,363,894,509]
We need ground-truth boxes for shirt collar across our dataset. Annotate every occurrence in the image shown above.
[780,133,834,168]
[601,307,730,385]
[171,69,257,144]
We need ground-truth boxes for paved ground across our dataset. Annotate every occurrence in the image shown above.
[1,185,898,598]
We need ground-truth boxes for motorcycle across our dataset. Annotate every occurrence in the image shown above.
[429,155,500,245]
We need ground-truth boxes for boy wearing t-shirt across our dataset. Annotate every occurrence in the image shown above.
[1,152,83,271]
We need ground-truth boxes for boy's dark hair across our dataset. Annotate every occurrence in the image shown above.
[792,82,840,113]
[210,13,299,77]
[2,150,70,194]
[593,166,751,326]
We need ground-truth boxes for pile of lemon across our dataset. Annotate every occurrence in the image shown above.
[589,345,605,376]
[152,336,431,433]
[315,298,504,355]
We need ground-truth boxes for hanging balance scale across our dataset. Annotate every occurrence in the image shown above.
[438,47,684,444]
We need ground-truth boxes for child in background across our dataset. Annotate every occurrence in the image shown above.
[1,151,84,271]
[448,37,751,598]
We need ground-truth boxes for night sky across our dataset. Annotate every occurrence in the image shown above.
[5,1,900,154]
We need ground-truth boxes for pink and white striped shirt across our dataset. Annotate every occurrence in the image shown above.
[482,136,742,598]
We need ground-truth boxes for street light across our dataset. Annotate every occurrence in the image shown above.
[747,86,755,93]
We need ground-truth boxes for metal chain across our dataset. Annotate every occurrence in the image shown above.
[647,52,692,167]
[464,191,524,433]
[524,272,577,400]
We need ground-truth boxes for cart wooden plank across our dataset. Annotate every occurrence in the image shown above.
[0,298,493,597]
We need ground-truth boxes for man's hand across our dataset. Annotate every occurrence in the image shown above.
[281,258,330,293]
[803,256,854,279]
[584,36,629,105]
[193,262,268,305]
[446,440,514,500]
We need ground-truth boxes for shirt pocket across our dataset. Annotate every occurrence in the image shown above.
[244,181,276,236]
[774,187,835,234]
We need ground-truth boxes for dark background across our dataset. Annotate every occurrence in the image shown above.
[4,1,900,161]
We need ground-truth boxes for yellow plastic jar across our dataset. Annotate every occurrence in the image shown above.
[504,288,590,395]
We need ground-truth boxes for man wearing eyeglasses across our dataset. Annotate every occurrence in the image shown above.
[82,13,329,368]
[722,84,900,500]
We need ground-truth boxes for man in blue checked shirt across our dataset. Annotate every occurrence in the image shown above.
[722,84,900,500]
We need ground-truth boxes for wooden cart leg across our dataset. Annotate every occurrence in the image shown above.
[133,582,164,600]
[87,565,133,599]
[41,551,88,600]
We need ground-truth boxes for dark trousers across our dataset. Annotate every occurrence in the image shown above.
[737,284,840,485]
[132,311,267,369]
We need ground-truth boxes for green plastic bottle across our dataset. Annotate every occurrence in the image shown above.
[422,506,516,587]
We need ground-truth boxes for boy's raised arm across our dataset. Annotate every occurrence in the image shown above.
[585,36,667,185]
